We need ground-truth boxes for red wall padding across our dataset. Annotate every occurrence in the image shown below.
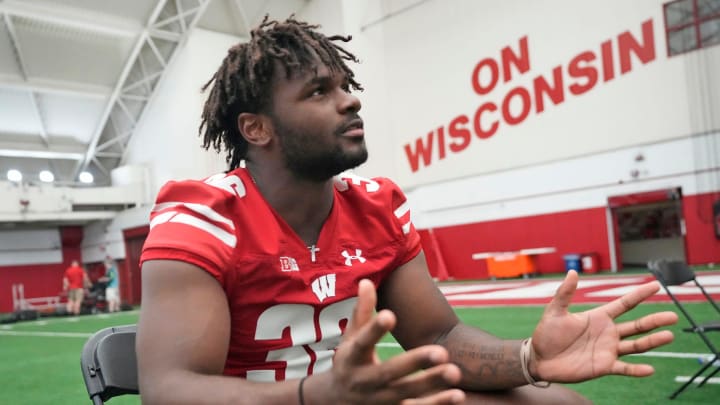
[1,194,717,311]
[683,192,720,265]
[0,226,83,313]
[418,194,720,280]
[417,229,452,280]
[420,207,610,280]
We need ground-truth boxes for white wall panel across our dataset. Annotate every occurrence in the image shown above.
[0,229,62,266]
[408,132,720,228]
[119,0,719,237]
[355,0,720,187]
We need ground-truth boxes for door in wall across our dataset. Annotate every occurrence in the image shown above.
[609,188,686,268]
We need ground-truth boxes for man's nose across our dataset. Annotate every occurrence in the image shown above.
[338,91,361,114]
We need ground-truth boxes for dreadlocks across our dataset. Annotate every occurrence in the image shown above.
[199,16,363,170]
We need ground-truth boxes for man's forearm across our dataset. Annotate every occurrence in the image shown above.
[435,323,527,390]
[140,369,310,405]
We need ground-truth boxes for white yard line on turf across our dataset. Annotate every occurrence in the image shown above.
[0,310,140,329]
[0,330,713,365]
[674,376,720,384]
[0,330,91,338]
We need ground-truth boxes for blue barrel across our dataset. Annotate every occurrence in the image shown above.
[563,254,581,273]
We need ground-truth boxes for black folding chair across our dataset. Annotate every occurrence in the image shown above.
[80,324,139,404]
[648,259,720,399]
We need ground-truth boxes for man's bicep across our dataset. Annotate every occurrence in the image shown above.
[137,260,231,378]
[377,253,459,350]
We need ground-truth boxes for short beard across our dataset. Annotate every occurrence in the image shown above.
[287,146,367,182]
[273,118,368,182]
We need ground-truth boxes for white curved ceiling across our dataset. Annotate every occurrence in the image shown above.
[0,0,305,185]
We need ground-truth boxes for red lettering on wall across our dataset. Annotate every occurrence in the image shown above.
[618,19,655,74]
[502,87,531,125]
[448,115,471,152]
[533,65,565,113]
[601,40,615,82]
[471,58,499,95]
[437,126,446,160]
[403,131,434,172]
[501,36,530,83]
[568,51,598,95]
[403,18,659,174]
[474,102,499,139]
[471,36,530,95]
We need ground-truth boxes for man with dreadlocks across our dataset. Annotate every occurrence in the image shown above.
[136,16,677,404]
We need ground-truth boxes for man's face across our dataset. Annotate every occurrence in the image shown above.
[266,62,367,181]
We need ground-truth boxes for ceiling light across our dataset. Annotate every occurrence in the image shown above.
[7,169,22,182]
[79,171,94,184]
[39,170,55,183]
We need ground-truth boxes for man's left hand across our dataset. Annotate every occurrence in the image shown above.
[530,270,678,383]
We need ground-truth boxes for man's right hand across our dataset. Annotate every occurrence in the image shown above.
[303,279,466,405]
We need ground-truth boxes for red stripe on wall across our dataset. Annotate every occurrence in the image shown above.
[0,226,83,313]
[417,229,451,280]
[421,207,610,280]
[683,192,720,265]
[419,192,720,280]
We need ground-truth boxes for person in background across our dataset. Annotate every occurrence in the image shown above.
[101,257,121,313]
[136,16,678,404]
[63,259,90,316]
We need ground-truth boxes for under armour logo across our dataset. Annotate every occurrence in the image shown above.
[341,249,366,266]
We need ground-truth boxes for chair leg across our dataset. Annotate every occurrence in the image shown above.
[697,359,720,388]
[670,360,715,399]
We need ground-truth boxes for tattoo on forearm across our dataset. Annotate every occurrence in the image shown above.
[449,342,524,383]
[451,342,504,360]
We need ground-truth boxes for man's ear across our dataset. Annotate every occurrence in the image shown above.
[238,112,272,146]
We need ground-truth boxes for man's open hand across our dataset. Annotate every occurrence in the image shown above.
[309,279,466,405]
[531,270,678,383]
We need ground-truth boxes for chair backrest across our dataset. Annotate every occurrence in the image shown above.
[650,259,696,286]
[80,324,139,405]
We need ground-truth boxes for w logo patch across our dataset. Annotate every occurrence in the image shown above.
[311,274,336,302]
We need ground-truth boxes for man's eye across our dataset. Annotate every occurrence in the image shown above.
[311,88,325,96]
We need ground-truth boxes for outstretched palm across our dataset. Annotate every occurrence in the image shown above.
[531,271,678,383]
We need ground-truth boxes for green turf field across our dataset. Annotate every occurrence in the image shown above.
[0,302,717,404]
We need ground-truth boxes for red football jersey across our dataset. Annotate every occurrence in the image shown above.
[140,168,421,381]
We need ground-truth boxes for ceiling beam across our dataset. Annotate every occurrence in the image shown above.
[2,12,48,145]
[0,0,142,39]
[0,148,83,160]
[73,28,150,178]
[78,0,212,178]
[0,77,110,100]
[0,135,87,160]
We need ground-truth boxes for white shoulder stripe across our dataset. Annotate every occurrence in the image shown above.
[394,202,410,219]
[150,211,177,229]
[169,213,237,247]
[150,202,237,247]
[394,202,412,234]
[152,201,181,212]
[151,211,236,248]
[152,201,234,230]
